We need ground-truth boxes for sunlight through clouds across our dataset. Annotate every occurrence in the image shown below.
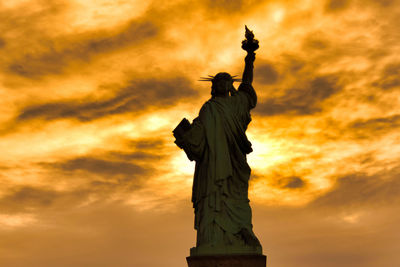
[0,214,37,228]
[66,0,151,31]
[0,0,399,266]
[272,6,285,23]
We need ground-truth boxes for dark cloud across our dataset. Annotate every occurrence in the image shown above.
[108,151,163,161]
[17,76,198,122]
[366,0,397,7]
[0,186,87,214]
[255,75,341,116]
[205,0,244,12]
[311,167,400,210]
[132,138,165,150]
[302,34,330,51]
[199,0,266,20]
[0,0,66,34]
[255,62,279,84]
[3,154,162,214]
[282,55,306,74]
[52,157,147,177]
[6,20,158,78]
[109,138,167,161]
[278,176,306,189]
[372,63,400,90]
[0,37,5,48]
[201,0,262,14]
[351,114,400,129]
[252,171,308,190]
[325,0,351,12]
[39,140,169,195]
[325,0,397,13]
[348,114,400,138]
[0,137,170,215]
[0,186,58,210]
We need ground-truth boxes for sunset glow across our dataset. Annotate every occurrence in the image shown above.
[0,0,399,266]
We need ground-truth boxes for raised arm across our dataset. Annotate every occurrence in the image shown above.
[238,26,259,108]
[240,25,259,85]
[242,52,255,85]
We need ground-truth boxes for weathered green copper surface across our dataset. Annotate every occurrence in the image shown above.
[174,26,262,256]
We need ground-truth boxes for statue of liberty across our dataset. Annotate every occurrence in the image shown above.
[173,26,262,256]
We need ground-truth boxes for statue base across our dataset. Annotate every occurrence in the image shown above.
[190,244,262,256]
[186,254,267,267]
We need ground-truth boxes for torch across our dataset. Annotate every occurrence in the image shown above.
[241,25,259,53]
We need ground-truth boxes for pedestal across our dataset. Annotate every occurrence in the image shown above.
[186,254,267,267]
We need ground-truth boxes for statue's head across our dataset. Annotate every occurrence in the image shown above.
[199,72,241,97]
[211,72,234,97]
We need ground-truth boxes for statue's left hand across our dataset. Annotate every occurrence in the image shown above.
[229,86,238,96]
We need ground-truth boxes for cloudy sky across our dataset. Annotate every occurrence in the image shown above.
[0,0,399,266]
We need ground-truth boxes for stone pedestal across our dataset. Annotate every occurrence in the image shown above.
[186,254,266,267]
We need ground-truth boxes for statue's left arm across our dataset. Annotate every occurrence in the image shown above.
[173,116,206,162]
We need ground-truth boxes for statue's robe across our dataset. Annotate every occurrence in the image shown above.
[181,84,261,254]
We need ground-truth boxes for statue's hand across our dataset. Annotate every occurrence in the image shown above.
[245,51,256,62]
[242,39,259,53]
[229,86,237,96]
[241,26,259,53]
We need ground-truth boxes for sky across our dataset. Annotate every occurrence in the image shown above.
[0,0,399,266]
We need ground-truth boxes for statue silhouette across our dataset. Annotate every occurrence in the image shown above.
[174,26,262,256]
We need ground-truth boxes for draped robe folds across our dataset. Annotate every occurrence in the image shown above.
[180,84,261,255]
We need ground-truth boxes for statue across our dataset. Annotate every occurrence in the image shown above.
[173,26,262,256]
